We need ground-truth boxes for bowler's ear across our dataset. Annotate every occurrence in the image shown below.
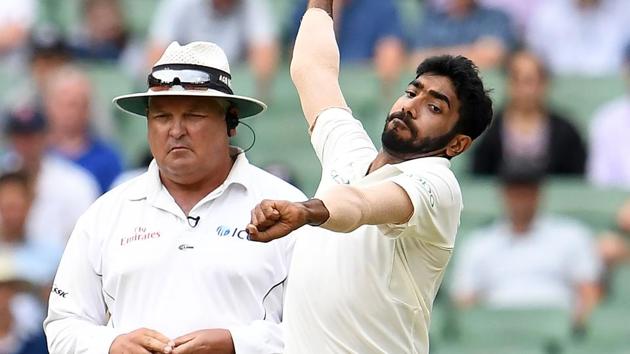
[445,134,472,158]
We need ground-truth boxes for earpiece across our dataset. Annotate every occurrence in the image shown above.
[226,105,239,136]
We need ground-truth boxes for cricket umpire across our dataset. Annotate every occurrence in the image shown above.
[44,41,306,354]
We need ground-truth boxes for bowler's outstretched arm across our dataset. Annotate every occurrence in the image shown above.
[247,182,414,242]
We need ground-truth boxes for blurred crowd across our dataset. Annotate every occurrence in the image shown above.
[0,0,629,352]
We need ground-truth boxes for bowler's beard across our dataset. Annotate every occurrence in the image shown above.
[381,111,457,156]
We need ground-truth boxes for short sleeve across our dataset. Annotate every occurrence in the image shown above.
[587,104,619,186]
[567,227,602,284]
[311,108,377,189]
[378,167,461,247]
[449,233,487,299]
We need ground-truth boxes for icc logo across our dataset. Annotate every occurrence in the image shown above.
[216,225,232,236]
[216,225,249,239]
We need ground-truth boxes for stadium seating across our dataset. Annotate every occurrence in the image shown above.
[2,2,629,352]
[431,307,572,354]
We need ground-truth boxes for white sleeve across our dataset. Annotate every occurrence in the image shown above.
[379,169,460,247]
[587,112,615,187]
[311,108,377,187]
[65,174,100,235]
[242,0,276,45]
[228,233,295,353]
[228,304,284,353]
[44,212,122,354]
[568,227,602,284]
[449,235,486,300]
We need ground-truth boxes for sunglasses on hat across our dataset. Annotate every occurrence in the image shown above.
[148,64,233,94]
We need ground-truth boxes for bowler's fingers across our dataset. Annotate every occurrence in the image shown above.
[252,224,291,242]
[250,200,281,229]
[246,224,259,238]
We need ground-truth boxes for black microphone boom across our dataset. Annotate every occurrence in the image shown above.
[187,216,201,228]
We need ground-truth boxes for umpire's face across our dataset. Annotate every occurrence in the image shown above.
[147,96,232,186]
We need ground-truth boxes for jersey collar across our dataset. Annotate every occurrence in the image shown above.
[127,147,253,203]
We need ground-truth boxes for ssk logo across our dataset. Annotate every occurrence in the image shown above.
[52,285,68,298]
[216,225,249,240]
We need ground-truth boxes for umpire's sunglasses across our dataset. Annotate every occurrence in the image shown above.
[148,64,233,94]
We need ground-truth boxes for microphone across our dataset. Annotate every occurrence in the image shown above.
[187,215,201,228]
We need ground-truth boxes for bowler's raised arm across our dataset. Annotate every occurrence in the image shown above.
[290,0,348,130]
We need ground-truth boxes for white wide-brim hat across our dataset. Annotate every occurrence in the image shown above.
[113,41,266,119]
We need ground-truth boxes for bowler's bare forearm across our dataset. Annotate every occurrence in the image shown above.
[292,1,347,128]
[307,0,333,17]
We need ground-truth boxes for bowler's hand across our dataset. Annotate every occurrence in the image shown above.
[109,328,174,354]
[247,199,330,242]
[247,199,309,242]
[172,329,234,354]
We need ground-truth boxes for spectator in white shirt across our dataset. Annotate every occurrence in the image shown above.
[526,0,629,76]
[1,108,99,248]
[451,165,602,329]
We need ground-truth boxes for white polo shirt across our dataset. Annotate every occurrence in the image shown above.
[283,108,463,354]
[450,215,601,308]
[44,151,306,354]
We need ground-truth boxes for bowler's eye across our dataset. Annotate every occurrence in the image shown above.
[405,90,416,98]
[429,104,442,113]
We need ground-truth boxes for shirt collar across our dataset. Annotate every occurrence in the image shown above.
[127,146,253,202]
[358,157,451,185]
[395,156,451,170]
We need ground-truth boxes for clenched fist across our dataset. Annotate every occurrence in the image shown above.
[246,199,329,242]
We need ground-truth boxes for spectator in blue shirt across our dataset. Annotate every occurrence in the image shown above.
[43,65,123,194]
[412,0,516,70]
[287,0,406,91]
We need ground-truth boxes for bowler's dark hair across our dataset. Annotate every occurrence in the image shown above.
[415,55,493,141]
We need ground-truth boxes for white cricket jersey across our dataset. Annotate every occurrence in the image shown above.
[44,151,307,354]
[283,108,463,354]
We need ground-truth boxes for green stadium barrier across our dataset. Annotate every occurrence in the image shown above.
[432,307,572,354]
[430,271,630,354]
